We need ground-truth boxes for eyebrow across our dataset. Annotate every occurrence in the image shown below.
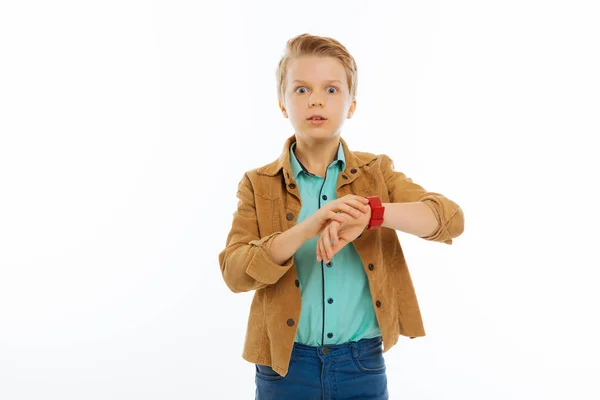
[292,80,342,85]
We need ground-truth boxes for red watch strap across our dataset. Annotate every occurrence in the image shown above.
[366,196,385,230]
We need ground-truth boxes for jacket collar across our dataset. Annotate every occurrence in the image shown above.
[289,140,345,179]
[256,134,372,181]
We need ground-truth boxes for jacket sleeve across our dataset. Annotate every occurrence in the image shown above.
[218,172,294,293]
[379,154,464,245]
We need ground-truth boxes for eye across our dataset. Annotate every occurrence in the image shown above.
[294,86,339,94]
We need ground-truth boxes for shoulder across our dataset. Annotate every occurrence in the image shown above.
[350,150,394,172]
[352,150,379,164]
[235,165,283,200]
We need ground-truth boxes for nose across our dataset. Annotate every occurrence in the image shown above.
[310,99,324,107]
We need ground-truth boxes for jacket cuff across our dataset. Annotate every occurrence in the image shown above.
[419,196,464,245]
[246,232,294,284]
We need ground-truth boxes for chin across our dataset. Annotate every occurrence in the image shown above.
[300,131,336,140]
[299,126,338,137]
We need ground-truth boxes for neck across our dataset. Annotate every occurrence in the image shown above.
[293,134,340,176]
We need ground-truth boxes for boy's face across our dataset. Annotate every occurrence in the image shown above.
[279,56,356,140]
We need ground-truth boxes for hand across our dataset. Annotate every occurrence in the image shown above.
[301,194,370,240]
[317,204,372,263]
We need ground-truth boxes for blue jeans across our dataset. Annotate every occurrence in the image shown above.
[255,335,389,400]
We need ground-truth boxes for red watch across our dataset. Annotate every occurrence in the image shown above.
[366,196,385,230]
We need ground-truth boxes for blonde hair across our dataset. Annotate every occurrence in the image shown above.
[276,33,358,104]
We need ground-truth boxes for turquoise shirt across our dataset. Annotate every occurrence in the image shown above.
[290,141,381,346]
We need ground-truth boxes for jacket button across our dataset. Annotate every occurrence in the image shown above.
[376,300,381,308]
[327,298,333,304]
[289,183,296,189]
[287,318,295,326]
[295,279,300,287]
[286,212,294,221]
[368,263,374,270]
[350,168,357,174]
[327,333,333,338]
[342,174,348,180]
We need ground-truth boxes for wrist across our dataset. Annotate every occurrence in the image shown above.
[297,218,317,242]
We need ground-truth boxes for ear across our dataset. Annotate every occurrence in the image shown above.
[347,98,357,118]
[278,99,288,118]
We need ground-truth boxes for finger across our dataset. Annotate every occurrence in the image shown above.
[348,194,370,204]
[316,240,320,262]
[330,204,359,218]
[329,197,364,214]
[328,210,348,223]
[317,239,323,262]
[352,199,371,213]
[331,222,339,245]
[344,199,370,216]
[319,234,328,263]
[344,202,365,218]
[328,199,369,219]
[337,212,350,223]
[319,228,328,262]
[320,235,330,264]
[330,242,339,259]
[321,226,331,262]
[316,235,323,262]
[331,237,347,256]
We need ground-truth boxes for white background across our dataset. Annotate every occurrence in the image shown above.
[1,1,599,399]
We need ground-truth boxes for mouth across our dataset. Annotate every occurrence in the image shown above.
[307,115,328,125]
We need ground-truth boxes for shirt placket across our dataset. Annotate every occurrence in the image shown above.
[319,163,340,346]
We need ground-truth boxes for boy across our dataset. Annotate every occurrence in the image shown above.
[218,33,464,399]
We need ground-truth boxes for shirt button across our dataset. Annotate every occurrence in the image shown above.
[376,300,381,308]
[286,212,294,221]
[295,279,300,287]
[327,333,333,338]
[327,298,333,304]
[322,195,327,200]
[326,261,333,268]
[368,264,374,270]
[287,318,295,326]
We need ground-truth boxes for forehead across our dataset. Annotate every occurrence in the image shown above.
[287,56,346,84]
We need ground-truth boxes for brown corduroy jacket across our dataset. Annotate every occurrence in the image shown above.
[218,134,465,377]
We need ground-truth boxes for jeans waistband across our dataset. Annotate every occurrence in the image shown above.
[292,335,383,359]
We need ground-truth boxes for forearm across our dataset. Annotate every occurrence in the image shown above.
[381,202,438,238]
[267,220,312,265]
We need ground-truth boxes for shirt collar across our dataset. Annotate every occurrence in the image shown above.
[289,140,346,179]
